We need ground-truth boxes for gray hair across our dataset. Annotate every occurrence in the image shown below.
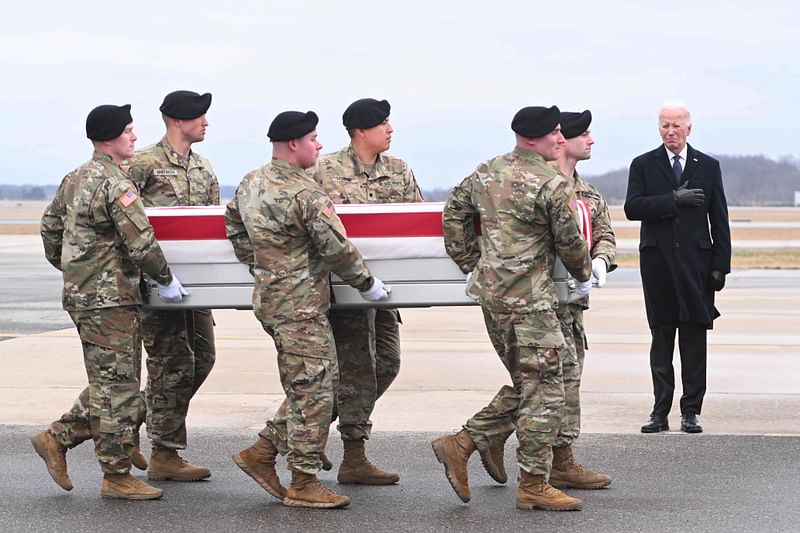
[659,100,691,123]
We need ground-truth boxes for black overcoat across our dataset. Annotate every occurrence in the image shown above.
[624,144,731,328]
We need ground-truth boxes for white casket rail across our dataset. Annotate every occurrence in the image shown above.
[144,203,473,310]
[143,202,576,310]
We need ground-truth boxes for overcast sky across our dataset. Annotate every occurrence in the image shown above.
[1,0,797,190]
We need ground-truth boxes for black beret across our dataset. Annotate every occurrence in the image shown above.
[159,90,212,119]
[560,110,592,139]
[86,104,132,141]
[511,105,561,139]
[267,111,319,142]
[342,98,391,129]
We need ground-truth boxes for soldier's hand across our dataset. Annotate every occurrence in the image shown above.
[591,258,607,288]
[574,278,592,299]
[360,277,392,302]
[158,276,189,303]
[708,269,726,291]
[674,188,705,207]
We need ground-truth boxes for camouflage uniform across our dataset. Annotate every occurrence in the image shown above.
[553,170,616,447]
[312,144,423,441]
[225,158,374,474]
[46,137,219,453]
[41,151,173,474]
[442,147,591,476]
[127,136,220,450]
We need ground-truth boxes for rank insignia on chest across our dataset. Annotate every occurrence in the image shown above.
[153,169,179,176]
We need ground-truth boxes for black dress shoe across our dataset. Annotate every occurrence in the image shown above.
[641,414,669,433]
[681,413,703,433]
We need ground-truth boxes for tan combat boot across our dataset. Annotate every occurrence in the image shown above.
[431,429,476,502]
[516,470,583,511]
[283,471,350,509]
[148,448,211,481]
[550,445,612,489]
[478,433,510,484]
[337,440,400,485]
[131,432,148,471]
[232,436,286,499]
[101,473,163,500]
[31,431,73,491]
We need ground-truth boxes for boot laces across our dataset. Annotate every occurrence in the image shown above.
[127,476,150,490]
[50,447,67,470]
[312,480,338,497]
[569,460,588,474]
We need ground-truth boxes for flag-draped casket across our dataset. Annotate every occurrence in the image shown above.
[144,202,580,310]
[145,202,471,309]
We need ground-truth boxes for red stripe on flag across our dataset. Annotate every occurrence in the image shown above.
[150,215,227,240]
[339,211,444,238]
[149,209,448,240]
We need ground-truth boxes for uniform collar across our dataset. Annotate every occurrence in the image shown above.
[92,150,120,168]
[512,146,548,166]
[271,157,311,177]
[346,144,384,176]
[159,136,192,169]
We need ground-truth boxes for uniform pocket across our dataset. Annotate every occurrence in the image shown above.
[513,323,565,349]
[73,307,139,353]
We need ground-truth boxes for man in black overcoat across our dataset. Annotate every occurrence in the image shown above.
[624,102,731,434]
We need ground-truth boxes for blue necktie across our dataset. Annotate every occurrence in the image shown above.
[672,155,682,184]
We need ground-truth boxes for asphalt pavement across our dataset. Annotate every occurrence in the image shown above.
[2,234,800,532]
[3,427,799,533]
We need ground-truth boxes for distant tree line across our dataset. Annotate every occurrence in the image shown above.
[4,155,800,206]
[582,154,800,206]
[0,184,58,201]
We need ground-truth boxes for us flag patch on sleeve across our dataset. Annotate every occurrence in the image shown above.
[118,189,138,207]
[567,191,578,212]
[321,200,334,218]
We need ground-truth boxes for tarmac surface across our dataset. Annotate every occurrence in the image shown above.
[1,234,800,531]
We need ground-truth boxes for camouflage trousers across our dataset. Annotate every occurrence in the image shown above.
[328,307,401,441]
[259,316,339,474]
[142,308,216,450]
[47,308,215,455]
[61,307,145,474]
[553,304,587,447]
[463,308,566,476]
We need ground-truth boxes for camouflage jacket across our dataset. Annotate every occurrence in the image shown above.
[554,165,618,310]
[224,158,374,325]
[311,144,423,203]
[443,147,591,314]
[41,151,173,311]
[126,136,220,207]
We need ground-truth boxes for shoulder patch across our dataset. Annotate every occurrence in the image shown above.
[118,189,138,207]
[321,200,335,218]
[567,191,578,213]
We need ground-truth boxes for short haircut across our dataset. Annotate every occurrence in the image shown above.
[659,100,691,123]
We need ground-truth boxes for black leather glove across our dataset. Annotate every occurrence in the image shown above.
[674,188,705,207]
[709,269,726,291]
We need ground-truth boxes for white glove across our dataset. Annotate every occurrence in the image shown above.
[465,271,473,296]
[157,275,189,303]
[591,258,607,288]
[359,277,392,302]
[574,278,592,299]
